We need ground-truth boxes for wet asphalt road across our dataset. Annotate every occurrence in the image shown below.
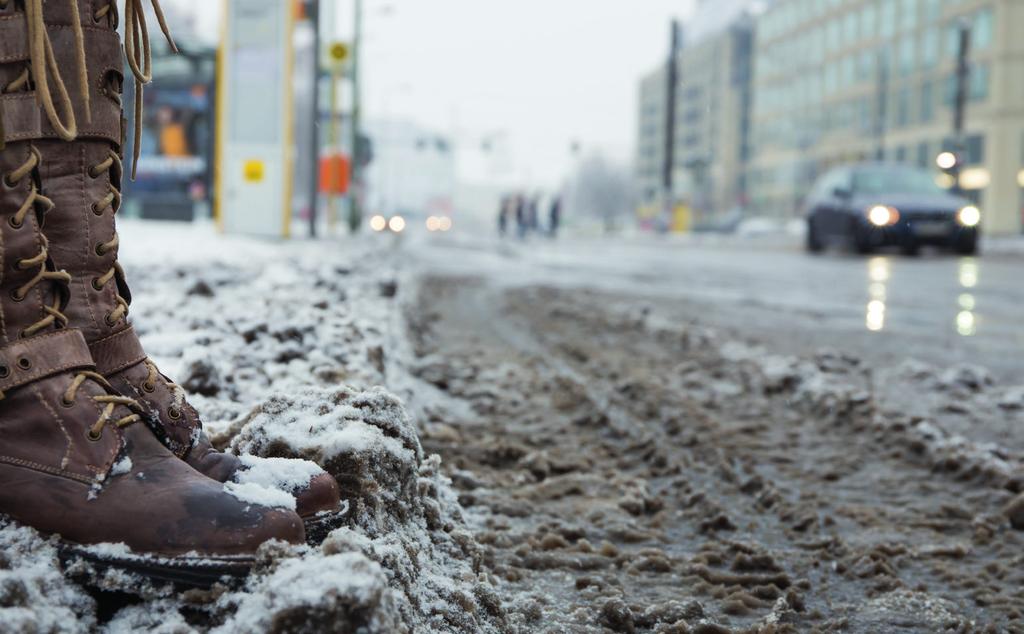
[406,233,1024,383]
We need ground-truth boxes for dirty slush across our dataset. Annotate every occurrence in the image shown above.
[3,226,1024,632]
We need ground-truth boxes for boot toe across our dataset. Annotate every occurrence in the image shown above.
[295,472,343,519]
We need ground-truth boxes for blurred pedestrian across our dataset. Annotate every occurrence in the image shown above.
[527,194,540,233]
[549,195,562,238]
[515,193,527,239]
[498,195,509,236]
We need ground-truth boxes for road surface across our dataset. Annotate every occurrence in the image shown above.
[405,234,1024,383]
[391,232,1024,632]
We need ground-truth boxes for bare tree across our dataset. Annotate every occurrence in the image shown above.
[572,155,635,233]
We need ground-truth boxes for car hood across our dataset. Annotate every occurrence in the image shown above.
[853,192,970,214]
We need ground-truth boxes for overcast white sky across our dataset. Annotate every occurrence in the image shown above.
[172,0,693,188]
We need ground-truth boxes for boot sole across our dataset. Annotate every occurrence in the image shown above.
[303,505,350,545]
[58,543,254,591]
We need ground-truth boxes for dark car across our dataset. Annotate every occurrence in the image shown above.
[805,163,980,255]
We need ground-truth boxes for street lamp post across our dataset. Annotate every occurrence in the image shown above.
[308,0,320,238]
[348,0,364,233]
[949,20,971,196]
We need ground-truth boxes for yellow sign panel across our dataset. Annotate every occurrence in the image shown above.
[243,159,265,183]
[329,41,349,62]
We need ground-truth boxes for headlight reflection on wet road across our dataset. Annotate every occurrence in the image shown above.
[865,256,889,331]
[864,257,979,337]
[956,258,978,336]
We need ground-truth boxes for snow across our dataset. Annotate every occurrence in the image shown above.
[0,519,96,633]
[222,481,297,511]
[0,220,506,632]
[109,456,133,477]
[6,219,1020,630]
[234,454,323,494]
[213,552,400,633]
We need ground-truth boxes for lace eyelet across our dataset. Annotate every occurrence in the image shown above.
[92,277,104,291]
[0,365,9,379]
[8,217,22,229]
[103,313,117,326]
[1,174,15,189]
[91,202,104,216]
[141,381,155,393]
[16,357,31,371]
[167,407,182,420]
[60,395,75,408]
[94,242,106,256]
[9,289,24,302]
[86,429,102,442]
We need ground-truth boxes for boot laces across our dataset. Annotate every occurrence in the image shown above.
[17,0,92,141]
[4,148,70,338]
[122,0,177,178]
[4,151,142,438]
[86,150,129,326]
[64,371,140,440]
[0,0,174,160]
[142,358,186,418]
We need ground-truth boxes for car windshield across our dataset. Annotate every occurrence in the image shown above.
[852,167,945,196]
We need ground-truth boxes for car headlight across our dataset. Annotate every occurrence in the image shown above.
[867,205,899,227]
[388,215,406,232]
[957,205,981,227]
[369,215,387,232]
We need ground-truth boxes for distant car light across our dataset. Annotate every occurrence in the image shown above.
[957,205,981,227]
[867,205,898,227]
[388,215,406,232]
[438,216,452,232]
[425,216,440,231]
[936,151,957,170]
[369,215,387,232]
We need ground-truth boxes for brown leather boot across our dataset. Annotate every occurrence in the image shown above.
[0,3,304,585]
[30,0,343,535]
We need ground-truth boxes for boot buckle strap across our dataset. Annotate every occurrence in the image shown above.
[0,329,94,399]
[0,21,123,146]
[88,326,147,377]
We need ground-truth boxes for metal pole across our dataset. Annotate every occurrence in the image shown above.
[951,20,971,195]
[874,50,889,160]
[308,0,320,237]
[348,0,363,233]
[662,20,680,204]
[327,63,341,232]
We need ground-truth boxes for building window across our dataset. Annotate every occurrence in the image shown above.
[902,0,918,31]
[919,79,934,123]
[945,21,964,58]
[973,9,994,50]
[896,86,912,128]
[921,27,939,69]
[970,63,990,102]
[899,38,915,75]
[845,12,859,44]
[860,4,876,40]
[880,1,896,38]
[916,141,930,167]
[965,134,985,165]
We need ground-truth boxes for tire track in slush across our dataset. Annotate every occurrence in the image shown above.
[405,274,1023,633]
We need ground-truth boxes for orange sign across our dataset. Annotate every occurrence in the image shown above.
[319,154,351,194]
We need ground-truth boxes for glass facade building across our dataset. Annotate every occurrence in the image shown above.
[638,0,1024,234]
[748,0,1024,234]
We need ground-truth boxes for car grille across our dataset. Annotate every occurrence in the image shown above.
[902,211,952,222]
